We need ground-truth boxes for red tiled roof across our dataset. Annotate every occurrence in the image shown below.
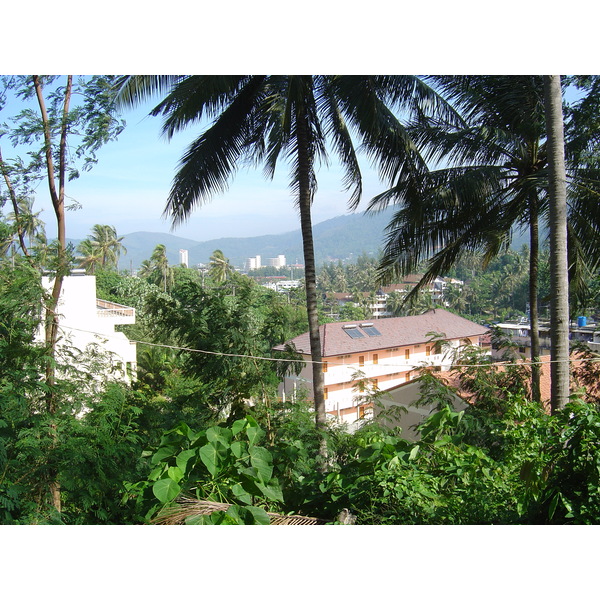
[274,309,489,357]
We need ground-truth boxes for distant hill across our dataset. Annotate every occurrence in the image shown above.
[117,209,396,270]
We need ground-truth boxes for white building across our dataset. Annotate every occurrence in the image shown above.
[245,255,262,270]
[38,273,137,384]
[179,249,189,267]
[266,254,286,268]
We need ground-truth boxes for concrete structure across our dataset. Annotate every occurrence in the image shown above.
[179,249,189,267]
[245,255,262,271]
[274,309,489,428]
[38,273,137,384]
[265,254,286,268]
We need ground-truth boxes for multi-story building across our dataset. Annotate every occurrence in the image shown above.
[38,272,137,384]
[265,254,286,268]
[244,255,262,270]
[274,308,489,427]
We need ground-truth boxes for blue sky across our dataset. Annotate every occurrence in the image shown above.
[1,86,387,243]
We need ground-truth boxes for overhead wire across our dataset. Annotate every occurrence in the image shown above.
[56,323,600,370]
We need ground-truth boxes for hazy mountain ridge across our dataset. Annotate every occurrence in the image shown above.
[116,209,395,270]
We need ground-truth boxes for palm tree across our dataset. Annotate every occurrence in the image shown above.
[89,224,126,269]
[141,244,174,292]
[543,75,570,412]
[116,75,458,436]
[372,75,600,405]
[76,238,102,274]
[208,249,233,285]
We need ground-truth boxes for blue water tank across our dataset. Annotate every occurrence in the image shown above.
[578,316,587,327]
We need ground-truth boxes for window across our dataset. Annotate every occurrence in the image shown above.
[324,388,329,400]
[373,353,379,365]
[405,372,410,382]
[404,348,410,360]
[323,361,328,373]
[426,345,431,357]
[373,378,379,390]
[359,355,365,367]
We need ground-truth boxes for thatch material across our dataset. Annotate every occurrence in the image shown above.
[151,496,349,525]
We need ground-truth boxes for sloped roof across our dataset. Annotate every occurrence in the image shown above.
[274,309,489,357]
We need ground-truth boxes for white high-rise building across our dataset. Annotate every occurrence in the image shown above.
[266,254,286,268]
[179,249,189,267]
[244,255,262,270]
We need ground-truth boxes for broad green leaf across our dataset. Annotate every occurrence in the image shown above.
[231,419,247,436]
[255,480,284,502]
[246,426,263,446]
[250,446,273,483]
[151,445,177,465]
[152,478,181,504]
[409,446,420,460]
[243,505,270,525]
[167,466,184,483]
[206,426,232,447]
[231,483,252,505]
[230,441,245,459]
[225,505,245,524]
[199,443,220,477]
[176,449,197,473]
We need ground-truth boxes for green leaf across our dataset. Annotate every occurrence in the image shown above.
[409,446,420,460]
[231,483,252,505]
[231,419,247,436]
[255,480,284,502]
[250,446,273,482]
[230,441,245,459]
[206,426,232,447]
[199,443,220,477]
[151,445,177,465]
[167,466,184,483]
[243,505,270,525]
[246,426,263,446]
[176,449,197,473]
[548,493,560,520]
[152,478,181,503]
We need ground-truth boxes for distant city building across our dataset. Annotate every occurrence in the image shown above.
[179,249,189,267]
[265,254,286,268]
[245,255,262,270]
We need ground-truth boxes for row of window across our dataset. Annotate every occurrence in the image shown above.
[323,345,441,372]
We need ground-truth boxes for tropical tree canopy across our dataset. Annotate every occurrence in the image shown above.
[116,75,460,436]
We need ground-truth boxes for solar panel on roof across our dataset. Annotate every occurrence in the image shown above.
[344,328,364,339]
[361,325,381,336]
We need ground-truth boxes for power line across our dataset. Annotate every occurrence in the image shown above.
[57,323,600,370]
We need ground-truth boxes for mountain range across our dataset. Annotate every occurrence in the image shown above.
[112,209,397,271]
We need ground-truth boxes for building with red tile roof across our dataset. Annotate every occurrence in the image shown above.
[274,309,489,427]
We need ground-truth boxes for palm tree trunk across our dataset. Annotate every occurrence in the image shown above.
[295,102,327,437]
[543,75,571,413]
[528,193,541,405]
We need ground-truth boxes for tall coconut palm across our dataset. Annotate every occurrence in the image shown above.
[543,75,570,412]
[89,224,126,269]
[76,238,102,274]
[208,249,233,285]
[116,75,459,436]
[372,75,600,405]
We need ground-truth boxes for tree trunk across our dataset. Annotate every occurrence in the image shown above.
[543,75,571,413]
[528,193,541,405]
[295,94,327,441]
[34,75,73,513]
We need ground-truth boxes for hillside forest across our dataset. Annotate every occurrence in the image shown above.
[1,75,600,526]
